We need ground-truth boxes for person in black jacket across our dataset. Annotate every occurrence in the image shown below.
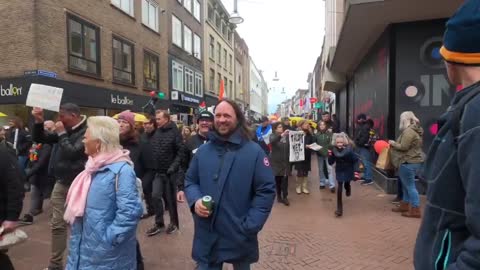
[18,141,52,225]
[31,104,87,270]
[147,110,184,236]
[6,117,32,184]
[354,113,373,185]
[139,116,157,218]
[0,143,24,270]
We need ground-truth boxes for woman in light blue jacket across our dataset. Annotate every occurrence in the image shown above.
[64,116,143,270]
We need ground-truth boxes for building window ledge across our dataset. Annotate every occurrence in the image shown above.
[67,69,104,81]
[110,3,136,21]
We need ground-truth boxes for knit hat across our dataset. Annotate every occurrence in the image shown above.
[357,113,367,121]
[117,110,135,127]
[197,111,214,123]
[440,0,480,65]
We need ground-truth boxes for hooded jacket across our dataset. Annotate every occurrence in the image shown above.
[389,124,424,168]
[328,146,358,182]
[150,121,184,174]
[414,81,480,270]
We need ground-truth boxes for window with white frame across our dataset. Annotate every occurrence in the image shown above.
[183,26,192,54]
[193,0,201,21]
[172,61,184,91]
[184,0,192,13]
[209,35,215,60]
[184,68,194,95]
[172,15,182,47]
[142,0,158,32]
[194,73,203,97]
[111,0,134,16]
[193,34,201,60]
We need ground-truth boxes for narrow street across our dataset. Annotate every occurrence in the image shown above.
[10,156,420,270]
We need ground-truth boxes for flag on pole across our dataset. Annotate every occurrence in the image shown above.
[219,79,225,100]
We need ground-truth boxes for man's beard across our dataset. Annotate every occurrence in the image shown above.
[214,124,236,138]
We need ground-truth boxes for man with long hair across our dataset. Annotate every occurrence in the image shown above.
[185,99,275,270]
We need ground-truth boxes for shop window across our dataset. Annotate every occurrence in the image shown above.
[67,14,101,76]
[184,68,194,95]
[195,73,203,97]
[111,0,134,17]
[142,0,159,32]
[144,51,159,90]
[80,107,105,117]
[172,60,184,91]
[112,37,135,85]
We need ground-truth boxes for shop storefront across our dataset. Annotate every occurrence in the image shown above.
[0,76,168,127]
[170,91,202,125]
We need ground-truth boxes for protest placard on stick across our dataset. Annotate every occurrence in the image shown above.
[26,84,64,112]
[289,131,305,162]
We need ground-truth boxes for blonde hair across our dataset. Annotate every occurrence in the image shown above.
[87,116,121,153]
[399,111,419,131]
[331,132,355,147]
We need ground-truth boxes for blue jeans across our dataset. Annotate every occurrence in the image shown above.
[17,155,28,175]
[357,147,372,181]
[317,155,335,188]
[398,163,422,208]
[197,262,250,270]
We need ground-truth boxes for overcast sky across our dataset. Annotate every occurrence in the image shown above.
[221,0,326,114]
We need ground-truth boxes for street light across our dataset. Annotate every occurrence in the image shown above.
[229,0,244,24]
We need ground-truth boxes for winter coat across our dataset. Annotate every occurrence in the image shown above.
[328,146,358,182]
[314,131,332,157]
[184,133,209,169]
[269,133,289,176]
[354,123,371,149]
[120,135,154,179]
[184,129,275,265]
[0,146,24,222]
[294,132,313,172]
[66,162,143,270]
[150,121,184,174]
[6,128,32,156]
[139,131,156,170]
[32,116,88,186]
[26,143,52,187]
[389,124,424,169]
[414,81,480,270]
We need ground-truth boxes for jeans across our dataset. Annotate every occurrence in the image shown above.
[17,156,28,175]
[49,182,69,268]
[197,262,251,270]
[398,163,422,208]
[29,184,51,214]
[0,251,14,270]
[152,173,179,227]
[317,155,335,188]
[357,147,372,181]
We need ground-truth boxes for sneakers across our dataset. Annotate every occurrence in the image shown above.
[361,180,374,186]
[166,224,178,234]
[19,214,33,225]
[146,224,164,237]
[330,187,336,193]
[319,185,326,190]
[283,198,290,206]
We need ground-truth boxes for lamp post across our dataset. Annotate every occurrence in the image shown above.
[229,0,244,24]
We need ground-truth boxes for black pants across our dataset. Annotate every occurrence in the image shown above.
[136,241,144,270]
[152,173,179,227]
[0,251,14,270]
[336,182,351,213]
[275,176,288,199]
[396,178,404,200]
[142,170,155,214]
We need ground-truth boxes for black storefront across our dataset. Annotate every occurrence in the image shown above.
[169,91,203,125]
[0,76,168,126]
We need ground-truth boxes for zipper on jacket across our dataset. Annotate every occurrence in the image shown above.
[435,229,452,270]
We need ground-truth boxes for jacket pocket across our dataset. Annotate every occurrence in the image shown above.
[435,229,452,270]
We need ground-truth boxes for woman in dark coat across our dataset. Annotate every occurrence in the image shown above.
[269,122,290,206]
[328,132,359,217]
[294,120,314,195]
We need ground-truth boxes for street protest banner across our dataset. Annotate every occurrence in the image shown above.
[289,131,305,162]
[26,84,64,112]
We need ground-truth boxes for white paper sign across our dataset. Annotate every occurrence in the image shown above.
[26,84,64,112]
[289,131,305,162]
[307,143,323,151]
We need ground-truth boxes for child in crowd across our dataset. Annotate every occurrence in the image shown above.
[328,132,358,217]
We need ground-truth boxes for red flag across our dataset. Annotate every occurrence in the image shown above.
[219,79,225,100]
[199,101,206,108]
[299,98,304,107]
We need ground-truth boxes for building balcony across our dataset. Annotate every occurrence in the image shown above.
[331,0,463,74]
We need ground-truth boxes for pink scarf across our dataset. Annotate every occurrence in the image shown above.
[64,149,133,224]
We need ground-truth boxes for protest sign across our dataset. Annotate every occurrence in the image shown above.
[289,131,305,162]
[26,84,64,112]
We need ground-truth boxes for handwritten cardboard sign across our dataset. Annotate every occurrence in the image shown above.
[289,131,305,162]
[26,84,64,112]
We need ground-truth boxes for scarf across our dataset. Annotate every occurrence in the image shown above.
[64,149,133,224]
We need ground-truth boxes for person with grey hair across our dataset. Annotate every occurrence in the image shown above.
[64,116,143,269]
[389,111,424,218]
[31,103,88,270]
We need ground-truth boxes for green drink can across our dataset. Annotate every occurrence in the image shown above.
[202,195,213,211]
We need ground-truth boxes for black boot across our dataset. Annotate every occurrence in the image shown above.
[335,184,343,217]
[275,177,283,203]
[345,182,351,197]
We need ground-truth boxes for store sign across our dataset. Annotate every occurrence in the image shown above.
[24,69,57,79]
[111,94,134,106]
[171,91,179,100]
[181,94,200,104]
[0,84,23,97]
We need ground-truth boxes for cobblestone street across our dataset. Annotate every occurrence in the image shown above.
[10,157,421,270]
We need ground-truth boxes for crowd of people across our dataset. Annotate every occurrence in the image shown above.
[0,2,480,269]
